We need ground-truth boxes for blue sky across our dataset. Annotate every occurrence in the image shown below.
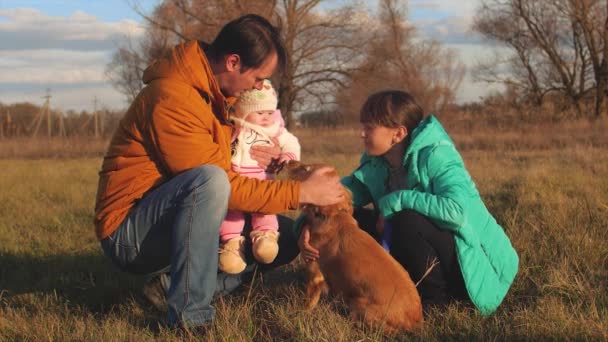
[0,0,499,112]
[0,0,157,21]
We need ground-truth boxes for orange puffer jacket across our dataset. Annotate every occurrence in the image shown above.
[94,41,300,240]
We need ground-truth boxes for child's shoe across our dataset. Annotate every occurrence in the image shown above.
[218,236,247,274]
[251,230,279,264]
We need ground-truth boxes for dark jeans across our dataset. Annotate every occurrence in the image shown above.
[100,165,299,327]
[354,208,468,305]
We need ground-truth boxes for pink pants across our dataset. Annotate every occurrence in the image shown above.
[219,168,278,242]
[219,211,278,242]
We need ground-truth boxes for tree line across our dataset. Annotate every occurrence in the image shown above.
[3,0,605,137]
[108,0,607,124]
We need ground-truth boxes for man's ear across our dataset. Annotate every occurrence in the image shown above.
[225,54,241,72]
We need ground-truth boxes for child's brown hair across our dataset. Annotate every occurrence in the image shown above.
[360,90,424,134]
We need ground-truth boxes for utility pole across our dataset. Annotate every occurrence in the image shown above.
[93,96,99,138]
[44,88,52,137]
[0,109,4,139]
[5,110,13,137]
[58,112,66,137]
[31,89,52,137]
[100,107,105,137]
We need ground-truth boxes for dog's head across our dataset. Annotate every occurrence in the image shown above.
[286,161,353,218]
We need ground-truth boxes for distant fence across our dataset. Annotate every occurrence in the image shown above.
[297,110,345,128]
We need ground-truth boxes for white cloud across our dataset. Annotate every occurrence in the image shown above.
[410,0,480,18]
[0,50,109,84]
[410,0,483,45]
[0,8,145,111]
[416,15,482,45]
[407,0,499,102]
[0,8,145,50]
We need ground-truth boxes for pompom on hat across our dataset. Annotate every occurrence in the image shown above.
[233,79,278,119]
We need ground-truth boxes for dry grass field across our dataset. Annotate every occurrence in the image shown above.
[0,118,607,340]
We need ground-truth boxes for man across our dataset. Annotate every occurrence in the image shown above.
[95,14,343,330]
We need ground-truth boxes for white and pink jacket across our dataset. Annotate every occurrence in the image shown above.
[230,110,300,178]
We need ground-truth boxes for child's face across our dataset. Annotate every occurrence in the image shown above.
[246,110,275,127]
[360,123,402,156]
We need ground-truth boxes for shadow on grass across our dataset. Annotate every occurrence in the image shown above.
[0,250,146,314]
[0,249,309,332]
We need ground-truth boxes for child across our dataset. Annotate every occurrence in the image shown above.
[299,90,519,315]
[219,79,301,274]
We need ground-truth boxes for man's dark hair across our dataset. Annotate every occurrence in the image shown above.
[208,14,286,74]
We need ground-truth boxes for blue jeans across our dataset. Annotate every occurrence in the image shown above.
[100,165,299,327]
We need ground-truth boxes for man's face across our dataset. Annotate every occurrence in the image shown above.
[221,52,278,98]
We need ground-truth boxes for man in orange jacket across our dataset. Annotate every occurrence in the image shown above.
[95,14,343,330]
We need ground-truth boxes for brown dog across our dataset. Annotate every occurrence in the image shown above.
[287,161,423,333]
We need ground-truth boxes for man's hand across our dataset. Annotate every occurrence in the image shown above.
[298,166,344,206]
[249,138,281,170]
[298,226,319,262]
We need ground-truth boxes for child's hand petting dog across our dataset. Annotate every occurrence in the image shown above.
[297,226,319,262]
[287,161,423,333]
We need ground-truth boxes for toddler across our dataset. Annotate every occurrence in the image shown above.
[219,79,300,274]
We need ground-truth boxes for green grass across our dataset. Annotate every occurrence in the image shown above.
[1,127,607,340]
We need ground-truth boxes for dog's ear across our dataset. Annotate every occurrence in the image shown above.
[286,160,301,170]
[319,167,337,178]
[342,189,354,215]
[302,204,322,218]
[318,187,353,216]
[286,161,311,181]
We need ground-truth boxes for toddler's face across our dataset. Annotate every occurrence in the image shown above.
[246,110,275,127]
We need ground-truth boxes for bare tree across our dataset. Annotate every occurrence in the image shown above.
[105,42,147,104]
[106,0,366,127]
[276,0,366,126]
[337,0,465,122]
[474,0,607,118]
[106,0,275,106]
[568,0,608,118]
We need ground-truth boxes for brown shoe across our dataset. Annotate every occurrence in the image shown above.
[142,274,168,312]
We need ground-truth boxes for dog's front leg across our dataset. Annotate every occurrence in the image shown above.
[305,261,326,311]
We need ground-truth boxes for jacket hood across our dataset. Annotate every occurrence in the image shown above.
[404,115,454,159]
[142,41,227,110]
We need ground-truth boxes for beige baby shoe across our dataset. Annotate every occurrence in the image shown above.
[251,230,279,264]
[218,236,247,274]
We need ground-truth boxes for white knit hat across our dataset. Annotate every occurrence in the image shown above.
[233,79,278,119]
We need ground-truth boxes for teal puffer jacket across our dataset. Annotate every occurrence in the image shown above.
[341,115,519,315]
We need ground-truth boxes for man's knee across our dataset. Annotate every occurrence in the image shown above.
[188,165,230,199]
